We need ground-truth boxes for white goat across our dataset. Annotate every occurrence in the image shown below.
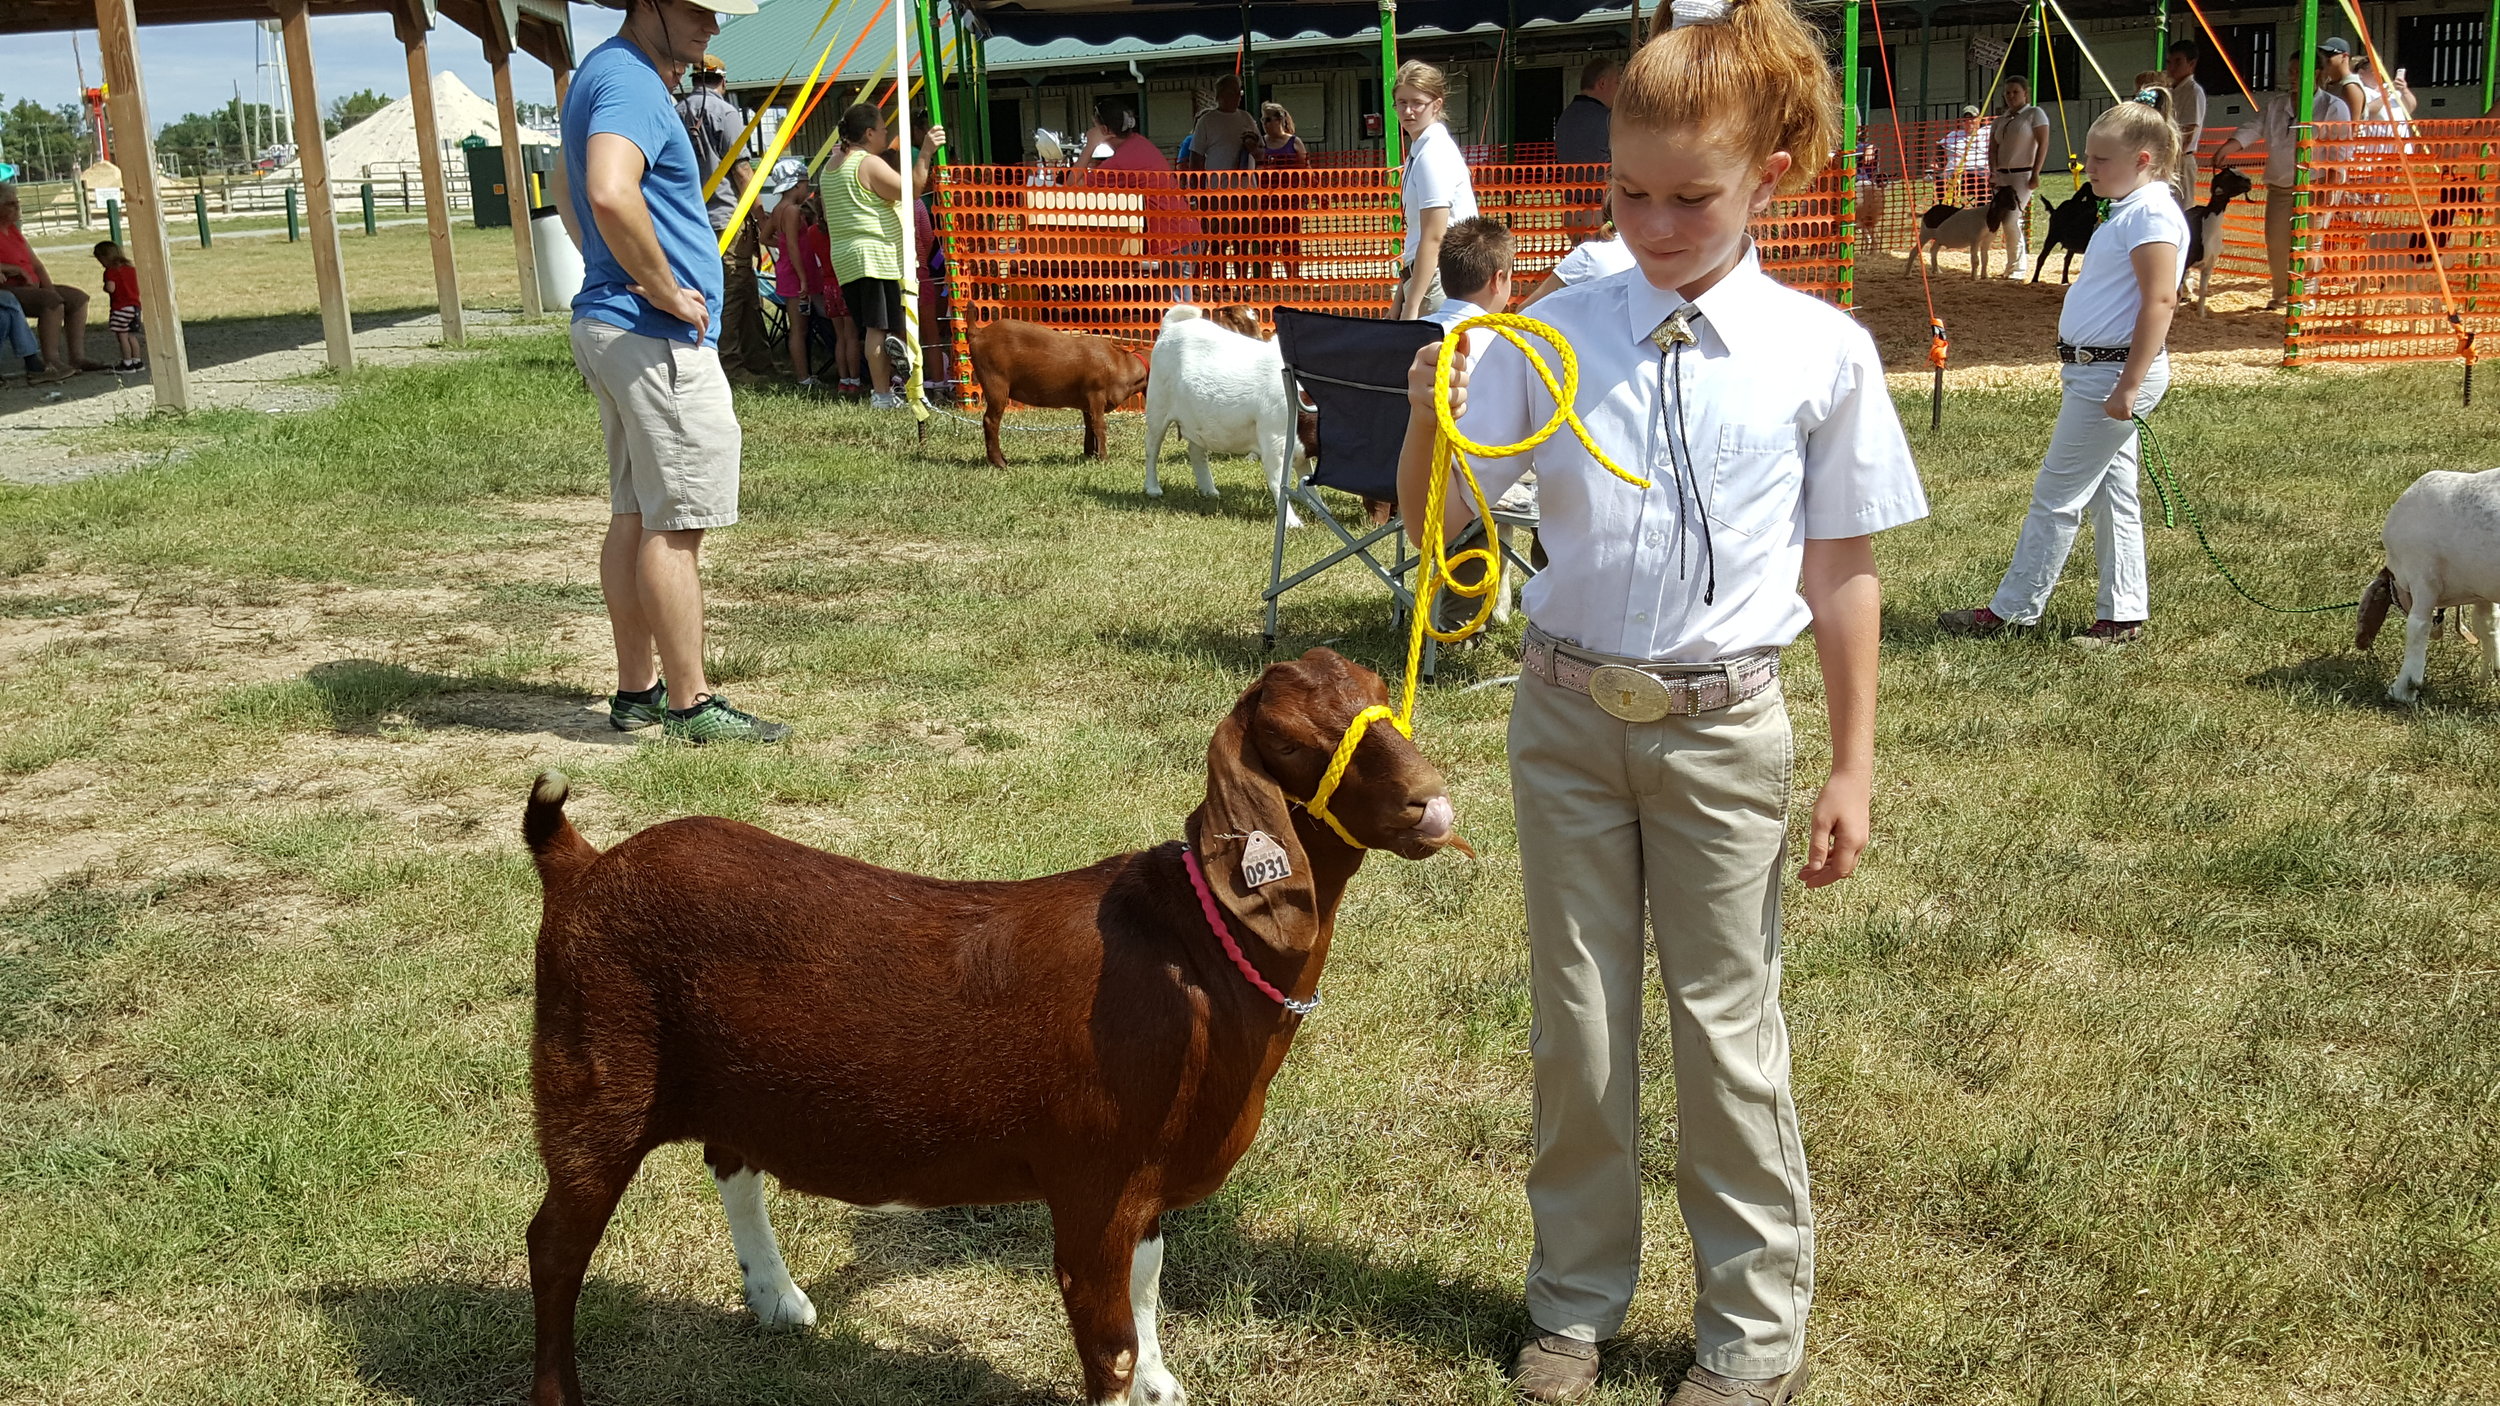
[2356,467,2500,703]
[1144,305,1303,525]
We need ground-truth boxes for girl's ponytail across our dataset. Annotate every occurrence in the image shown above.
[1617,0,1839,193]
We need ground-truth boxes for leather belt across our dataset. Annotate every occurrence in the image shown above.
[1520,625,1780,723]
[2057,342,2132,365]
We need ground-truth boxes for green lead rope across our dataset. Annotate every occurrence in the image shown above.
[2133,415,2363,616]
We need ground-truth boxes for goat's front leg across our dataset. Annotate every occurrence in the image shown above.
[1051,1199,1182,1405]
[1188,440,1219,499]
[2393,598,2437,703]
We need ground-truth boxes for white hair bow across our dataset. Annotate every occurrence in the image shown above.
[1671,0,1732,26]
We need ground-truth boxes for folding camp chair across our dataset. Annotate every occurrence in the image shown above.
[1267,307,1539,681]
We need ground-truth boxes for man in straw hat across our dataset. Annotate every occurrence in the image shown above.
[558,0,791,744]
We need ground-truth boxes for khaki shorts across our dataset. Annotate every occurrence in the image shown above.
[570,318,741,532]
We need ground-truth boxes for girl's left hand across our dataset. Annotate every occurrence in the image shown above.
[1800,769,1871,888]
[2103,386,2137,421]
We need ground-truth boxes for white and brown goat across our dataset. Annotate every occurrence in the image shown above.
[2355,466,2500,703]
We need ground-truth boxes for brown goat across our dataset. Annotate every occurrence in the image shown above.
[522,650,1459,1406]
[966,317,1149,470]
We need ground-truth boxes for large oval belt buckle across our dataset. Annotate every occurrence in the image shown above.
[1588,664,1674,723]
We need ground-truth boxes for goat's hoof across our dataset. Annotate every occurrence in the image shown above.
[1143,483,1163,498]
[2388,682,2421,705]
[746,1281,818,1328]
[1132,1364,1186,1405]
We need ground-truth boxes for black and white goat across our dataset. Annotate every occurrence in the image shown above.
[2355,467,2500,703]
[1908,184,2022,279]
[2180,166,2256,314]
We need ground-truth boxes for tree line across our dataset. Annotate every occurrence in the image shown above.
[0,87,399,183]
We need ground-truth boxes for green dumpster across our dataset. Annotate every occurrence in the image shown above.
[465,140,561,230]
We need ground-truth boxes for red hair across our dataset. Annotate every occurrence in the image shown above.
[1617,0,1840,194]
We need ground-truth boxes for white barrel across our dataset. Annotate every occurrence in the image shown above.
[531,211,584,312]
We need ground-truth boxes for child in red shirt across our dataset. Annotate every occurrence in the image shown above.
[92,241,143,372]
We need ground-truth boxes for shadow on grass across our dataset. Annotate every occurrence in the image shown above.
[1069,481,1314,525]
[219,660,628,747]
[314,1198,1619,1404]
[2251,649,2500,716]
[313,1277,1031,1406]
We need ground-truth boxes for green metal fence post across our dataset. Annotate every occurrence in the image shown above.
[194,190,210,248]
[286,185,300,242]
[2154,0,2167,65]
[1380,0,1402,169]
[2485,0,2498,113]
[105,198,122,248]
[2029,0,2043,92]
[2289,0,2319,364]
[1841,0,1860,310]
[361,181,376,235]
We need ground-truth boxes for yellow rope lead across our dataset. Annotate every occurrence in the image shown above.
[1303,312,1645,849]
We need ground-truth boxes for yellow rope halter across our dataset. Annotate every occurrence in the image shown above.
[1299,312,1650,849]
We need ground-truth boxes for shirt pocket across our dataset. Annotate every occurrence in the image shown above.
[1709,422,1805,540]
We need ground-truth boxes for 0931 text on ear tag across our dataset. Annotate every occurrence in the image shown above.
[1240,830,1293,888]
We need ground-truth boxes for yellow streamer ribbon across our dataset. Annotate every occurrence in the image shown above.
[1302,313,1647,850]
[716,13,860,255]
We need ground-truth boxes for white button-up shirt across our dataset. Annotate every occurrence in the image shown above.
[1459,248,1927,662]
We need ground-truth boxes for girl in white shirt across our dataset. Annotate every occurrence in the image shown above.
[1394,1,1925,1400]
[1940,92,2185,650]
[1392,61,1481,319]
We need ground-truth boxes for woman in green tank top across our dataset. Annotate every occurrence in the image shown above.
[823,102,945,407]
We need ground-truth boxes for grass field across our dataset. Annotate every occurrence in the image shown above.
[0,335,2495,1405]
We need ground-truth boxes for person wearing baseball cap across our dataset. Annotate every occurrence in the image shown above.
[557,0,791,745]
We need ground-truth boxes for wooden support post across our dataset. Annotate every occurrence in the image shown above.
[92,0,191,410]
[399,14,464,344]
[554,63,573,111]
[278,0,355,372]
[489,37,543,317]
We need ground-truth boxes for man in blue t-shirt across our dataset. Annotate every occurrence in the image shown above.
[558,0,788,744]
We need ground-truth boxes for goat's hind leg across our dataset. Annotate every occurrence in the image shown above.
[2474,603,2498,683]
[709,1147,817,1328]
[528,1139,645,1406]
[2393,597,2438,703]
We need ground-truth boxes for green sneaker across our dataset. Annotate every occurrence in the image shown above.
[664,695,792,744]
[610,685,669,731]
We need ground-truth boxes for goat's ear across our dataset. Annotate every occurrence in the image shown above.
[1188,674,1322,952]
[2357,567,2397,650]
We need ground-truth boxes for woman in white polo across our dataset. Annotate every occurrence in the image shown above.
[1393,60,1480,319]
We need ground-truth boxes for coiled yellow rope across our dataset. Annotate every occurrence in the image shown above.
[1300,312,1649,849]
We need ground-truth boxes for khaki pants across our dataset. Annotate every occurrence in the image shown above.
[2264,183,2294,303]
[2173,152,2201,210]
[1511,667,1812,1379]
[1991,176,2032,274]
[718,221,778,377]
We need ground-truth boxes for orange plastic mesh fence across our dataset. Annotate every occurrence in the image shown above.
[934,159,1850,402]
[2292,119,2500,365]
[1852,116,2027,257]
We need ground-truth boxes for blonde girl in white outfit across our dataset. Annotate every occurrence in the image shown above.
[1396,1,1927,1401]
[1940,91,2186,650]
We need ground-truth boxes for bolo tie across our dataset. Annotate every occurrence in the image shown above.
[1650,306,1717,606]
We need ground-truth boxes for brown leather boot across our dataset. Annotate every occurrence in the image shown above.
[1665,1359,1813,1406]
[1511,1332,1601,1402]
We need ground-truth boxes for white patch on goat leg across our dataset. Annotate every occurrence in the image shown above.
[2475,604,2498,680]
[713,1167,817,1328]
[1126,1232,1186,1405]
[1189,442,1218,499]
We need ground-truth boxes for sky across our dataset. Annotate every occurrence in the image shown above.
[10,5,625,129]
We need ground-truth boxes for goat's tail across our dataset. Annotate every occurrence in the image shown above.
[1161,305,1207,329]
[524,770,601,892]
[2356,567,2398,651]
